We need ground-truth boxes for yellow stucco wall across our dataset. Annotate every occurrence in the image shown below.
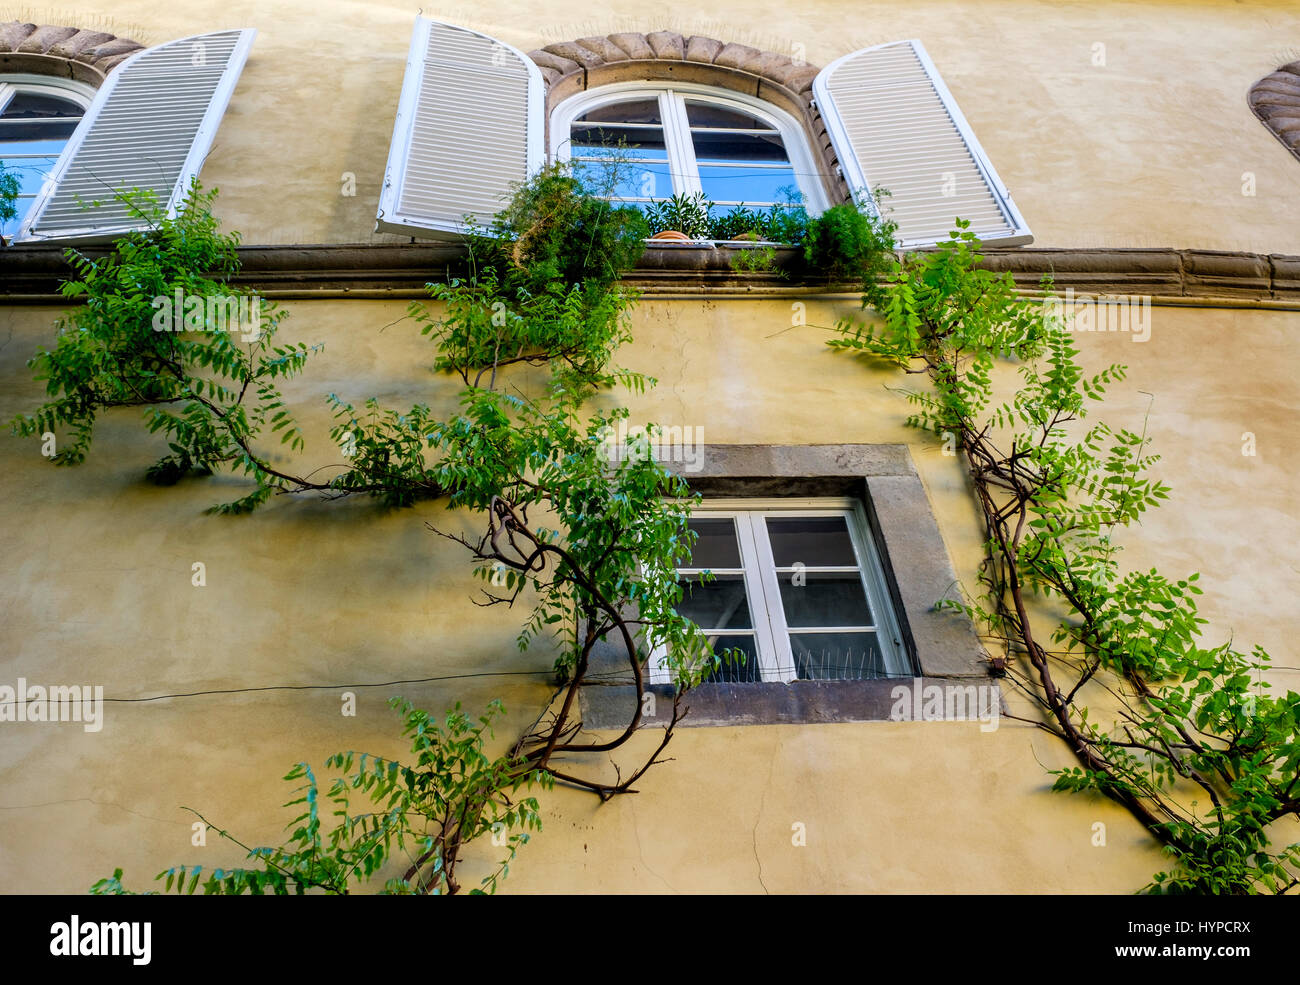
[1,291,1296,893]
[2,0,1299,893]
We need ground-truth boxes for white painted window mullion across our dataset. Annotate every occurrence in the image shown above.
[744,513,797,683]
[663,90,702,198]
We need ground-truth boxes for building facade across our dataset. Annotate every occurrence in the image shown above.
[1,0,1298,893]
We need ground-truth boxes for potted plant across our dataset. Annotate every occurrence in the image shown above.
[644,193,712,241]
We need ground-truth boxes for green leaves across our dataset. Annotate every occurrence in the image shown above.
[831,221,1299,895]
[802,198,897,286]
[77,165,710,895]
[92,699,548,896]
[643,192,713,239]
[9,181,316,513]
[0,161,19,227]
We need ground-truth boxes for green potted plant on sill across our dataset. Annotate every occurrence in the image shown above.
[644,192,712,241]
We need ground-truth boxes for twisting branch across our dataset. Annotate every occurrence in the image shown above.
[75,168,713,895]
[831,220,1300,895]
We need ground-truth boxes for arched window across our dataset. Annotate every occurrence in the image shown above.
[377,21,1032,248]
[551,82,830,214]
[0,76,92,240]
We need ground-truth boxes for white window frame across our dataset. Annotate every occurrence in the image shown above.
[0,75,95,236]
[0,74,95,107]
[649,498,909,684]
[550,81,830,214]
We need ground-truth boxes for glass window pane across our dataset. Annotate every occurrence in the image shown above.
[0,93,83,118]
[789,632,885,680]
[0,197,33,238]
[765,516,858,567]
[0,136,75,156]
[675,574,751,629]
[570,123,668,160]
[684,517,741,568]
[702,634,761,683]
[778,571,873,627]
[692,130,789,164]
[578,99,662,126]
[0,118,79,142]
[572,159,671,201]
[684,101,768,129]
[697,165,797,205]
[0,158,58,197]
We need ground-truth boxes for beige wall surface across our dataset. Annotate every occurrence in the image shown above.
[0,294,1295,893]
[2,0,1298,251]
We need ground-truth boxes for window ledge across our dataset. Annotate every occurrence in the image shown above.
[580,678,1003,729]
[2,243,1298,305]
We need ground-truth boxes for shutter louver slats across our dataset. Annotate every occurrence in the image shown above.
[813,40,1031,248]
[15,29,255,243]
[377,18,543,239]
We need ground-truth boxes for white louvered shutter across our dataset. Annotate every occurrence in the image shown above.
[813,40,1031,248]
[377,18,544,239]
[14,30,255,243]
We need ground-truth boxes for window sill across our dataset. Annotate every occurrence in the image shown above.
[642,238,790,247]
[579,678,1003,729]
[3,243,1294,304]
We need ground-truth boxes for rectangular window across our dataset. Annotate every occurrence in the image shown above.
[650,499,911,684]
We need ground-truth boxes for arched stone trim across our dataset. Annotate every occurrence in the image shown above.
[1249,61,1300,163]
[0,21,145,85]
[528,32,849,203]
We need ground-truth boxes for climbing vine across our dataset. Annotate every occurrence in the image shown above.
[14,170,730,894]
[20,167,1294,895]
[831,221,1300,894]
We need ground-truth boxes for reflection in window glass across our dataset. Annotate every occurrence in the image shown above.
[686,99,792,207]
[651,507,908,685]
[765,516,857,567]
[777,572,874,628]
[0,86,84,239]
[683,517,742,569]
[790,633,885,680]
[570,101,668,203]
[701,634,761,683]
[562,88,818,216]
[675,574,753,630]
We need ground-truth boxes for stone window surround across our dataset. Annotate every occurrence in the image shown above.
[0,22,144,84]
[1249,60,1300,164]
[527,32,850,206]
[579,443,998,729]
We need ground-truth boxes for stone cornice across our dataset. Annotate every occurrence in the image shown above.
[1,243,1297,305]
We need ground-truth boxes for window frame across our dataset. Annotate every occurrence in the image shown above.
[649,496,910,685]
[550,81,831,215]
[0,74,94,238]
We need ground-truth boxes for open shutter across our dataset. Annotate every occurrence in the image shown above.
[377,18,544,239]
[14,29,255,243]
[813,40,1031,248]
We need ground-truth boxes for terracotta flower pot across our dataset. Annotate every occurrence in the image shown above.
[649,230,691,242]
[729,232,761,242]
